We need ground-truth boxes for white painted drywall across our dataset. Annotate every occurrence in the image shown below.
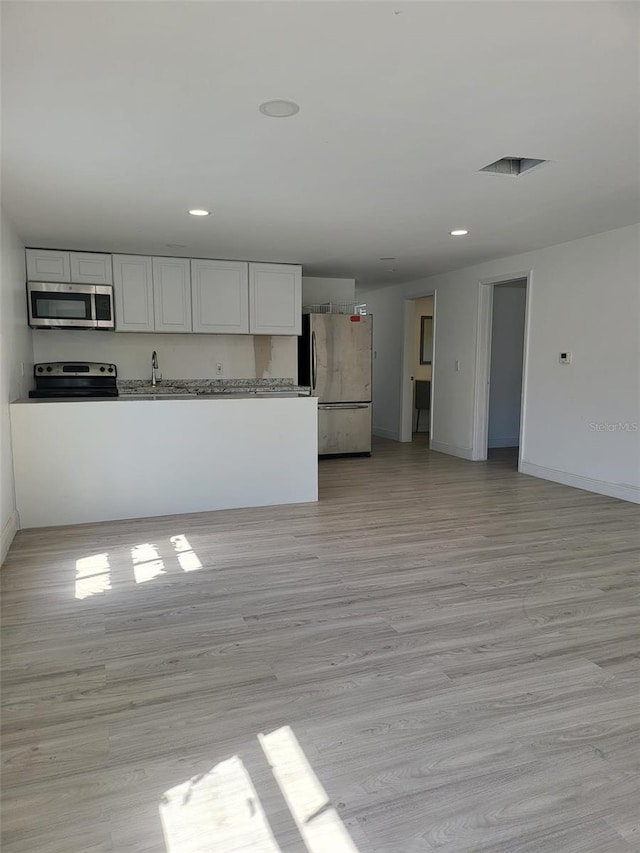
[11,396,318,527]
[302,277,356,308]
[488,283,526,448]
[360,287,406,440]
[0,209,33,562]
[357,224,640,502]
[32,330,298,381]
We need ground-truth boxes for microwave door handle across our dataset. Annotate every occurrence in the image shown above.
[89,291,97,328]
[311,331,317,393]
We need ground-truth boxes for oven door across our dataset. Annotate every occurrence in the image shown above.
[28,282,101,329]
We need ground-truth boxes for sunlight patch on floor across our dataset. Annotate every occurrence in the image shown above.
[159,755,280,853]
[75,552,111,599]
[171,534,203,572]
[131,542,166,584]
[259,726,359,852]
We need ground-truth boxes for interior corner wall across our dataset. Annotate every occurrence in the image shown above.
[1,209,33,562]
[357,223,640,502]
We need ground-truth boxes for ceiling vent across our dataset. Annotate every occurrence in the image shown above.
[479,156,547,176]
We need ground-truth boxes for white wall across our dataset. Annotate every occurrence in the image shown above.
[0,209,33,562]
[488,283,526,448]
[302,276,356,308]
[358,224,640,502]
[32,330,297,381]
[362,286,406,440]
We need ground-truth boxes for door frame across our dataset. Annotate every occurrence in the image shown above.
[471,271,533,465]
[400,289,437,442]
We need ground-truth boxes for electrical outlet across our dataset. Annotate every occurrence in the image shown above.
[216,363,223,375]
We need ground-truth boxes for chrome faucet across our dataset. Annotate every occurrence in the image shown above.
[151,351,159,386]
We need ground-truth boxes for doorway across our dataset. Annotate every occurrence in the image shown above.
[400,293,436,443]
[472,274,531,466]
[488,280,527,465]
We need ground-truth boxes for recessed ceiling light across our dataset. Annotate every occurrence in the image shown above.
[259,100,300,118]
[188,209,209,216]
[450,229,469,236]
[379,257,396,261]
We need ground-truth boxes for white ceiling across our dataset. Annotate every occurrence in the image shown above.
[2,1,639,287]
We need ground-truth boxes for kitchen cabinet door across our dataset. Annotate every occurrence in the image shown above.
[153,257,192,333]
[70,252,113,285]
[26,249,71,283]
[249,263,302,335]
[113,254,154,332]
[191,259,249,334]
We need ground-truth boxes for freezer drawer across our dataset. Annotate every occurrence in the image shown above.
[318,403,372,455]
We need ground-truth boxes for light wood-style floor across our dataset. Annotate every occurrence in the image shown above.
[2,437,639,853]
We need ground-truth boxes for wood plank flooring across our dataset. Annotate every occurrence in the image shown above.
[1,437,639,852]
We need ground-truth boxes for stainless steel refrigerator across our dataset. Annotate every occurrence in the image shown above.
[299,313,372,456]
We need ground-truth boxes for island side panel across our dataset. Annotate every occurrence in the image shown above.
[10,397,318,528]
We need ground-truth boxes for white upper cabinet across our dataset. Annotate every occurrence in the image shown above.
[26,249,112,284]
[29,248,303,336]
[26,249,71,282]
[152,257,192,333]
[249,263,302,335]
[70,252,112,285]
[113,254,154,332]
[191,260,249,334]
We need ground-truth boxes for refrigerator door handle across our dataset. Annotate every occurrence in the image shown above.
[318,403,370,410]
[311,331,317,392]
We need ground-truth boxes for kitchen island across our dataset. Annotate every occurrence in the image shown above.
[10,395,318,528]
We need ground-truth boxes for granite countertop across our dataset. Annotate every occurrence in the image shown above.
[117,378,311,398]
[14,378,313,404]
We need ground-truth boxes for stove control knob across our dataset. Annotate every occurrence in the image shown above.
[37,366,44,373]
[107,366,114,373]
[100,366,106,372]
[46,366,52,372]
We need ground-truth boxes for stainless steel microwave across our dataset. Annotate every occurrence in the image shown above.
[27,282,114,330]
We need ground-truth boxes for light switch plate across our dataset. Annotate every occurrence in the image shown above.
[559,352,572,364]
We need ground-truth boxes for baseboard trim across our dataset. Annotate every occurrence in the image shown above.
[430,440,475,461]
[373,426,400,441]
[1,510,19,566]
[519,461,640,504]
[488,436,519,448]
